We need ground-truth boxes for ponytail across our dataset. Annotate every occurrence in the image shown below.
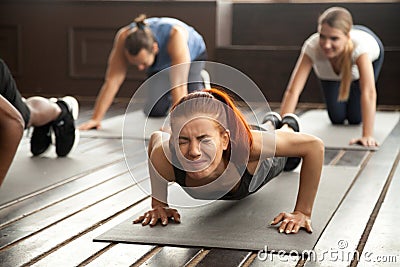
[204,88,253,147]
[125,14,155,56]
[318,7,354,101]
[134,14,147,30]
[338,39,354,101]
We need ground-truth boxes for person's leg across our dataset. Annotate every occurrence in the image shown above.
[143,71,171,117]
[248,156,287,194]
[280,114,302,171]
[187,61,206,93]
[345,25,384,125]
[27,96,79,157]
[0,95,24,186]
[144,59,207,117]
[0,59,55,155]
[372,49,384,81]
[51,96,80,157]
[370,33,384,82]
[0,59,31,128]
[145,93,170,117]
[320,80,347,124]
[0,58,79,156]
[26,97,63,156]
[346,81,362,125]
[261,113,289,174]
[26,97,61,127]
[248,115,287,194]
[353,25,384,81]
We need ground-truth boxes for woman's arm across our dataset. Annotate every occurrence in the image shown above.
[79,28,128,130]
[167,26,191,106]
[272,130,324,233]
[349,53,378,147]
[280,53,313,116]
[133,132,181,226]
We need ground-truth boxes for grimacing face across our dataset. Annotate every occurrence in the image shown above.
[318,23,350,59]
[174,116,229,181]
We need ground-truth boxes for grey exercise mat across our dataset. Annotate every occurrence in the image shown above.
[362,161,400,259]
[299,110,400,150]
[0,140,122,207]
[95,166,358,252]
[80,110,167,140]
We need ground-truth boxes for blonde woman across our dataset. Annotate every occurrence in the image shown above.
[280,7,384,147]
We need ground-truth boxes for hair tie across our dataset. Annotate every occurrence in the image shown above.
[137,23,145,30]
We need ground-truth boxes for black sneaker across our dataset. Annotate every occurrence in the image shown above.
[262,111,282,129]
[30,123,52,156]
[281,113,301,171]
[52,96,79,157]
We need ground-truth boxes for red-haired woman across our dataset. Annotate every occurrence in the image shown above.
[134,88,324,234]
[280,7,384,147]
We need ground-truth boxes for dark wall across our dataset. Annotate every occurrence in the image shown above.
[0,0,216,98]
[217,2,400,105]
[1,1,399,105]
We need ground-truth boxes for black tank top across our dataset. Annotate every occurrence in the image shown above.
[169,124,272,200]
[172,163,256,200]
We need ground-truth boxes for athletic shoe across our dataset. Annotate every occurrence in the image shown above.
[52,96,79,157]
[262,111,282,129]
[30,123,52,156]
[281,113,301,171]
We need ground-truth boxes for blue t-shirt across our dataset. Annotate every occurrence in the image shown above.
[130,17,206,74]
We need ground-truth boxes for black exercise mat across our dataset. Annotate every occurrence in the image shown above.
[95,166,358,252]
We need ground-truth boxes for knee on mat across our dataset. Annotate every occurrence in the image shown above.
[147,109,167,117]
[330,116,361,125]
[143,105,168,118]
[327,111,346,125]
[329,117,346,125]
[347,116,362,125]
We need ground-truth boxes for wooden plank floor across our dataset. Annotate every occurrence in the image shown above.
[0,101,399,267]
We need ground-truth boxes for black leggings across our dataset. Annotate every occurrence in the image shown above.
[0,59,30,128]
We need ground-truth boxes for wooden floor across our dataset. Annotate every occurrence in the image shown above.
[0,101,399,267]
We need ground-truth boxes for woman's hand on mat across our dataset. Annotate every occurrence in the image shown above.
[78,119,102,131]
[270,211,312,234]
[349,136,379,147]
[133,206,181,226]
